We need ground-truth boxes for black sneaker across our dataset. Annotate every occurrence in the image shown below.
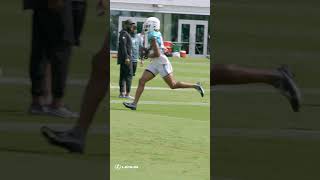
[46,106,79,118]
[123,102,137,110]
[274,65,301,112]
[41,126,84,153]
[195,82,205,97]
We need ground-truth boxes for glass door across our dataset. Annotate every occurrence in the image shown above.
[178,20,208,56]
[179,24,191,54]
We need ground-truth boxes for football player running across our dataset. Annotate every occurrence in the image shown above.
[123,17,205,110]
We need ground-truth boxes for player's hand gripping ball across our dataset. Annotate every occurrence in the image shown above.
[140,47,149,59]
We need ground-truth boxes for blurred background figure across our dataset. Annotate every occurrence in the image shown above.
[23,0,87,118]
[130,24,143,77]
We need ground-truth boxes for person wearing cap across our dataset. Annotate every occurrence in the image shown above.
[117,19,135,99]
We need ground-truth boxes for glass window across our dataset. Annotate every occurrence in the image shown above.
[110,10,209,52]
[196,25,205,43]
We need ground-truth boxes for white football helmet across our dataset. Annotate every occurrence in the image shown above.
[143,17,160,33]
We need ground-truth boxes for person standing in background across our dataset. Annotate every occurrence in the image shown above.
[24,0,86,118]
[130,25,143,77]
[117,19,134,99]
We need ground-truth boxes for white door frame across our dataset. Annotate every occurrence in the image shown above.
[178,20,208,57]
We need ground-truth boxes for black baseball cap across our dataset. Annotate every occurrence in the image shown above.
[124,19,135,25]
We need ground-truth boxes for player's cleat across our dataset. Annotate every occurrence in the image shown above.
[273,65,301,112]
[123,102,137,110]
[195,82,205,97]
[41,126,84,153]
[46,106,79,118]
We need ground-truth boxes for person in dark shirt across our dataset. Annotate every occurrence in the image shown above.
[117,19,135,99]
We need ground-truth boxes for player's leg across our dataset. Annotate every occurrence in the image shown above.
[163,73,194,89]
[134,70,155,104]
[123,70,155,110]
[161,63,204,97]
[211,64,301,112]
[41,34,109,153]
[163,73,204,97]
[211,64,282,85]
[74,50,108,133]
[73,16,109,136]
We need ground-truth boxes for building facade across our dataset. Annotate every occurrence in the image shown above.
[110,0,210,57]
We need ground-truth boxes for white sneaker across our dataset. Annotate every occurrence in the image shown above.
[125,95,135,100]
[118,94,126,98]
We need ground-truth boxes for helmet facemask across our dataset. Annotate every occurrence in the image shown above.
[143,17,161,48]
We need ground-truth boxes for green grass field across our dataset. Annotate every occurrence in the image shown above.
[213,0,320,179]
[0,1,107,179]
[110,57,210,180]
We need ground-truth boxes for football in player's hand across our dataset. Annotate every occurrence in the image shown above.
[140,47,149,59]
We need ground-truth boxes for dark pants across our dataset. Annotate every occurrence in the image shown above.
[71,1,86,46]
[29,1,86,99]
[132,61,137,76]
[119,63,133,94]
